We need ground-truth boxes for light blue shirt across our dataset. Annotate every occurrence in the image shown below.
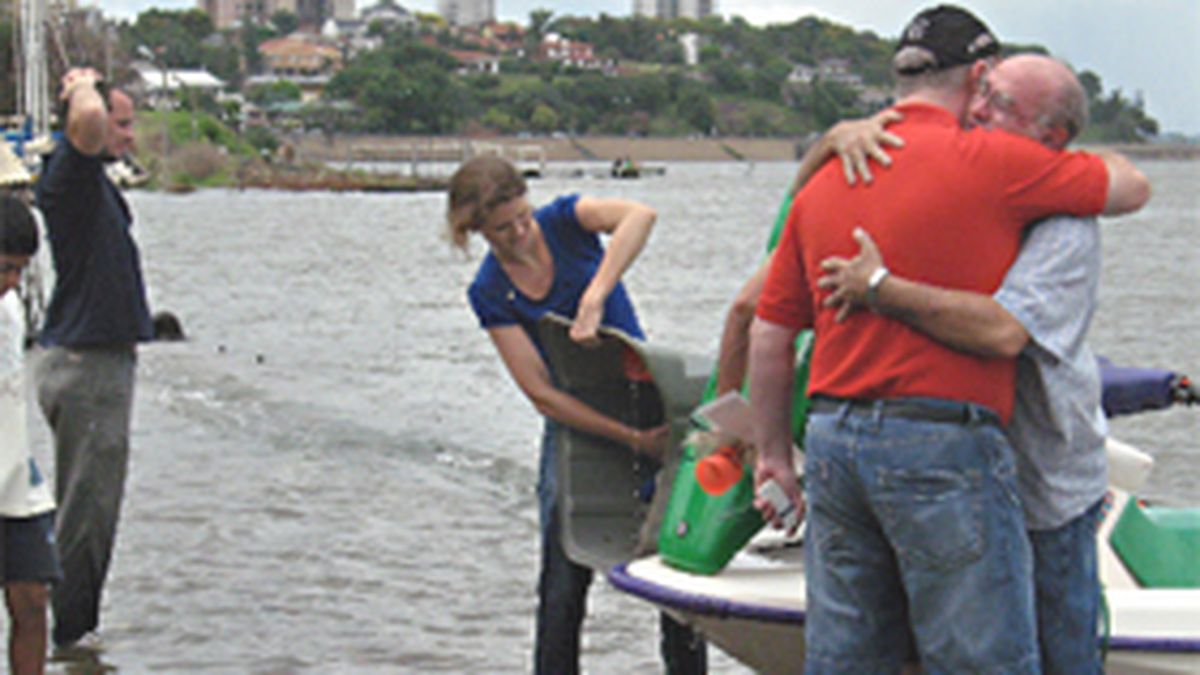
[994,215,1108,531]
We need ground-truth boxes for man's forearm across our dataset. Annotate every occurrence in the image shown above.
[63,78,107,155]
[874,275,1029,358]
[749,318,799,459]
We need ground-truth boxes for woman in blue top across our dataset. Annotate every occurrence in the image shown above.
[448,156,706,674]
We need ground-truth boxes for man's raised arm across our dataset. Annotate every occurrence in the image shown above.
[1097,149,1151,215]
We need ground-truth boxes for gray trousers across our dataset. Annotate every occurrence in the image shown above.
[33,345,136,647]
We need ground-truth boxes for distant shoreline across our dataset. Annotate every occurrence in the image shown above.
[294,134,1199,164]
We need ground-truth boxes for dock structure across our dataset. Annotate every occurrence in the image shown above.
[345,138,546,178]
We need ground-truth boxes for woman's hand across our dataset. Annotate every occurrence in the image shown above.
[569,293,604,345]
[628,424,670,461]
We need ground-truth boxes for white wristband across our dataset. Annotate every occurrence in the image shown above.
[866,266,890,307]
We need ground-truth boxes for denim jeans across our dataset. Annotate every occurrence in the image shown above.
[535,420,706,674]
[1030,498,1104,675]
[802,400,1038,674]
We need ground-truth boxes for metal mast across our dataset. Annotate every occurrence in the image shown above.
[18,0,49,139]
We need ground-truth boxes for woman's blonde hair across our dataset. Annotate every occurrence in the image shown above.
[446,155,528,252]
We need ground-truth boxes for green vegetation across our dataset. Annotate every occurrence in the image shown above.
[134,109,258,189]
[3,4,1161,148]
[1076,71,1158,143]
[321,12,1160,141]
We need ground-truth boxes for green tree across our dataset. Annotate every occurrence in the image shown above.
[706,59,747,94]
[526,9,554,55]
[247,80,302,106]
[530,103,559,133]
[200,40,241,86]
[748,57,792,100]
[1078,70,1103,102]
[1075,70,1159,143]
[270,10,298,36]
[676,87,715,134]
[123,8,214,67]
[481,107,517,133]
[0,11,16,115]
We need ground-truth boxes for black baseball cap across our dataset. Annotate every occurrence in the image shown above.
[895,5,999,74]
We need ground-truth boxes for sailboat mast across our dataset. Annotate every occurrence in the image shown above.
[20,0,48,138]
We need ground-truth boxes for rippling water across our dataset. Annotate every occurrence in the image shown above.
[24,159,1199,673]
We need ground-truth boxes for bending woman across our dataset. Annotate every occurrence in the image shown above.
[447,156,706,674]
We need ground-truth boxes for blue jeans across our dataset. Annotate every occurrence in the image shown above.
[1030,498,1104,675]
[534,420,705,674]
[802,400,1038,674]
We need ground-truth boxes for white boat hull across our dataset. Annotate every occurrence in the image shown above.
[613,549,807,674]
[612,549,1200,674]
[610,474,1200,673]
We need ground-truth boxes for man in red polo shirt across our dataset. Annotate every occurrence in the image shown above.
[747,6,1149,673]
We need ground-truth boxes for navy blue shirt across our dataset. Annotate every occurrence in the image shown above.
[468,194,643,360]
[35,140,153,347]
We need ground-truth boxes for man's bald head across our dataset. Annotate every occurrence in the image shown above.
[970,54,1088,149]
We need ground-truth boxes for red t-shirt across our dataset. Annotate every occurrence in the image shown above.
[757,102,1108,423]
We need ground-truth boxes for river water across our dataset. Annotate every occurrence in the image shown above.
[24,159,1199,673]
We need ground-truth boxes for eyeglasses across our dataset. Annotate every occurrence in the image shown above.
[0,262,26,276]
[976,75,1038,129]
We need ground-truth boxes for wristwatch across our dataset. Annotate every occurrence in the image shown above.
[866,266,890,308]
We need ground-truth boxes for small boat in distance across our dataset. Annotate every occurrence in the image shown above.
[610,156,667,179]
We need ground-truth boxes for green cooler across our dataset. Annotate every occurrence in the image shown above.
[657,333,813,574]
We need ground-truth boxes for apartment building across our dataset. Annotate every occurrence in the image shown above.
[199,0,355,30]
[437,0,494,27]
[633,0,714,20]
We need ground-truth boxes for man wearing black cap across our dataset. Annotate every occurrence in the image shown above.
[747,5,1148,672]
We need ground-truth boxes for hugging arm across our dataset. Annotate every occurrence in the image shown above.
[796,109,906,188]
[713,111,905,393]
[817,228,1030,357]
[1095,150,1151,216]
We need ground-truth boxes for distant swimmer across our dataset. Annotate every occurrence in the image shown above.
[151,310,185,341]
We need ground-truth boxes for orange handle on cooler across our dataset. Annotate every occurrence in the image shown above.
[695,445,745,496]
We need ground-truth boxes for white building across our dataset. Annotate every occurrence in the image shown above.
[437,0,493,27]
[132,63,227,107]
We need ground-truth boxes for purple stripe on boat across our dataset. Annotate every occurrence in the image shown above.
[1108,635,1200,653]
[608,565,1200,655]
[607,563,806,624]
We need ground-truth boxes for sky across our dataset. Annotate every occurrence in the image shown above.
[93,0,1200,135]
